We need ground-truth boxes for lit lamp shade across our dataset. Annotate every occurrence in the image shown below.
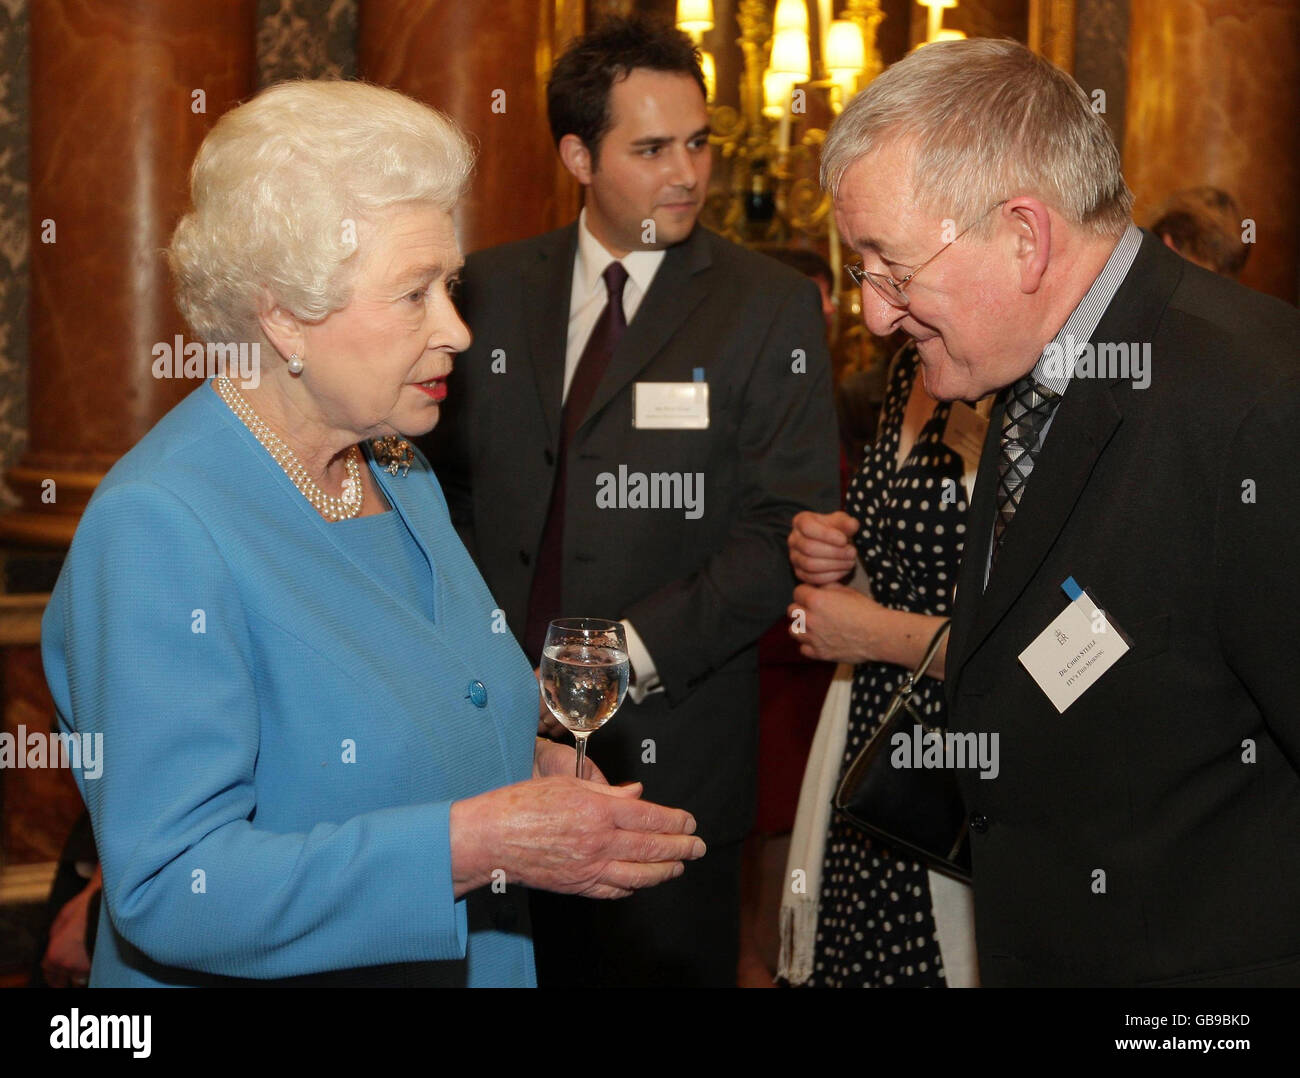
[676,0,714,36]
[920,0,960,45]
[769,27,811,81]
[700,50,717,102]
[918,28,968,49]
[762,69,797,118]
[825,20,865,77]
[773,0,809,34]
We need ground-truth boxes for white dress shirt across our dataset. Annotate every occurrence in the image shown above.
[565,209,667,702]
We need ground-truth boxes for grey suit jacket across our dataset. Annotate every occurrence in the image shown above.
[422,222,840,843]
[946,232,1300,986]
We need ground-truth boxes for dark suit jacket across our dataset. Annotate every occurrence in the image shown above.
[946,231,1300,986]
[422,223,841,844]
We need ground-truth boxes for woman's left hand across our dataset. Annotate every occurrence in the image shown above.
[789,582,885,665]
[533,737,609,783]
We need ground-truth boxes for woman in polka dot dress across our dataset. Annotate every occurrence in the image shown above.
[786,341,983,987]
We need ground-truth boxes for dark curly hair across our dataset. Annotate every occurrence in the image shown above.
[547,15,706,166]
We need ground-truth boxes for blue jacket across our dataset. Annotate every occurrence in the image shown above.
[42,384,538,986]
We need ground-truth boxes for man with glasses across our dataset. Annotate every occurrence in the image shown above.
[845,199,1007,308]
[805,38,1300,986]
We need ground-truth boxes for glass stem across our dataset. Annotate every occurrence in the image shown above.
[574,734,590,779]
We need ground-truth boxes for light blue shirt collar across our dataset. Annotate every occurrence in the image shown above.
[1032,223,1143,396]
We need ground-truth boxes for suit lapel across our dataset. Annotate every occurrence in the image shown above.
[946,232,1181,696]
[950,379,1123,694]
[524,225,579,445]
[577,225,713,435]
[946,390,1007,700]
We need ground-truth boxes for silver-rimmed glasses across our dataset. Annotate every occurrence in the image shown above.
[846,200,1008,307]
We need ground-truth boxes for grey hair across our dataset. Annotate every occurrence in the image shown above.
[822,38,1132,237]
[169,79,475,343]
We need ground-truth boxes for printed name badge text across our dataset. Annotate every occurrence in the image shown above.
[1018,577,1130,713]
[633,382,709,429]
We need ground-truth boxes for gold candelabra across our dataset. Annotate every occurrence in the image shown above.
[681,0,885,255]
[677,1,965,351]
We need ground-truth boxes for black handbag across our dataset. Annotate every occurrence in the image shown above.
[833,620,973,883]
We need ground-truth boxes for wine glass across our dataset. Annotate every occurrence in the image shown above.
[539,618,630,778]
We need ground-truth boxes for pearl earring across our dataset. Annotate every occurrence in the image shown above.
[288,353,304,374]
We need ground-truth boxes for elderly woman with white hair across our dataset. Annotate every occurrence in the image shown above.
[41,80,704,988]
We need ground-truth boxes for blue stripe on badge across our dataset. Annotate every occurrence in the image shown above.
[1061,576,1083,601]
[693,367,705,382]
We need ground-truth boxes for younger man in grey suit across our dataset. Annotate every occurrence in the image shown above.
[422,17,839,985]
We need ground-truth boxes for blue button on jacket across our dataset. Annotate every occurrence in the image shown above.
[41,385,539,987]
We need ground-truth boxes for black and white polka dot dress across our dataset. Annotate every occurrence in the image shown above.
[809,342,970,988]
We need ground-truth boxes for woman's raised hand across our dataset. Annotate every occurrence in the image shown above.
[788,510,859,585]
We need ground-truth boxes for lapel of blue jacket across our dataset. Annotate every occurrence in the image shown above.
[576,224,714,438]
[945,231,1180,699]
[295,453,449,642]
[360,454,532,771]
[524,224,580,446]
[205,385,507,709]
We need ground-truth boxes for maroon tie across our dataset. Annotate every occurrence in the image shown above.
[524,261,629,662]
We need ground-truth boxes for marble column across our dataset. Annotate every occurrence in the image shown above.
[0,3,257,907]
[358,0,585,255]
[3,0,257,549]
[1123,0,1299,301]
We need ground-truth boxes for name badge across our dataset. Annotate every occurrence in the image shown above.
[633,382,709,429]
[941,399,990,503]
[1018,577,1130,713]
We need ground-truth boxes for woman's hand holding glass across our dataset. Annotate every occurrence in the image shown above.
[533,736,606,782]
[449,778,705,900]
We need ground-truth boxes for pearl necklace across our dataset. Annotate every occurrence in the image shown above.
[214,377,364,521]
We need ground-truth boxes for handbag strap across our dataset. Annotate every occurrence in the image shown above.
[895,619,951,698]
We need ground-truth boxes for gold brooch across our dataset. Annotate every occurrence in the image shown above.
[372,436,415,477]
